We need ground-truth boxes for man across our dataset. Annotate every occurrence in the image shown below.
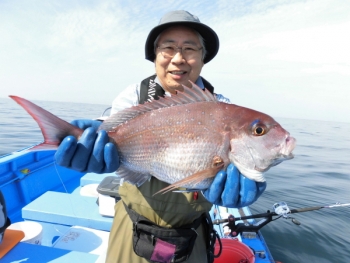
[0,191,11,244]
[55,10,266,263]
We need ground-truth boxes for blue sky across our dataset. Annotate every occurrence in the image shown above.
[1,0,349,122]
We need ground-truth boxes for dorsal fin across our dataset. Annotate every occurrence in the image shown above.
[99,81,216,131]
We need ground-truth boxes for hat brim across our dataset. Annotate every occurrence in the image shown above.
[145,21,219,64]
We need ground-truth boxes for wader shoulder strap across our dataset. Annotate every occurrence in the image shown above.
[201,77,215,94]
[139,74,165,104]
[139,75,215,105]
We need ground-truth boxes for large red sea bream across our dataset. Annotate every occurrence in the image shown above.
[10,82,296,193]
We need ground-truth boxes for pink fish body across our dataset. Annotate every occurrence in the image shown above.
[10,82,296,192]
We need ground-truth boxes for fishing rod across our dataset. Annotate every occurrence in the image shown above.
[212,201,350,237]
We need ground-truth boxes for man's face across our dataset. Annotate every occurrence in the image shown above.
[154,26,204,94]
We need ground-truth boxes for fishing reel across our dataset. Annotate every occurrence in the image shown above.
[273,201,290,217]
[273,201,300,225]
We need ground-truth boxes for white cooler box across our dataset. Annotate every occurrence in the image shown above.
[96,176,121,217]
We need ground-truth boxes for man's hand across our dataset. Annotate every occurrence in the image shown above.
[55,119,119,173]
[203,164,266,207]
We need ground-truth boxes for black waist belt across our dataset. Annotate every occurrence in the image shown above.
[123,202,219,263]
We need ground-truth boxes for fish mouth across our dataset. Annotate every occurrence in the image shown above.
[262,136,295,169]
[270,136,296,166]
[233,135,296,181]
[283,152,294,160]
[269,153,294,168]
[280,136,296,156]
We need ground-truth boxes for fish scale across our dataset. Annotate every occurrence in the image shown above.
[113,101,231,189]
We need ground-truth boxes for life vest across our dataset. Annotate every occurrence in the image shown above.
[139,74,215,104]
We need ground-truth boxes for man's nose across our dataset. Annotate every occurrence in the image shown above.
[171,50,185,63]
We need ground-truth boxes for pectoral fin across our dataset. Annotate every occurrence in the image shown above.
[154,157,225,195]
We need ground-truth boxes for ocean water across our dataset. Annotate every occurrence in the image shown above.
[1,97,349,263]
[0,97,111,156]
[249,118,350,263]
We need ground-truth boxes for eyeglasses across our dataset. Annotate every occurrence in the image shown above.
[157,44,203,59]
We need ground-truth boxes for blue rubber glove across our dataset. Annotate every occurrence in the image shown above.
[70,119,103,130]
[203,164,266,208]
[55,119,120,173]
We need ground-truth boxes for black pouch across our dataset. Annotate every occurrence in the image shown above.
[123,202,201,263]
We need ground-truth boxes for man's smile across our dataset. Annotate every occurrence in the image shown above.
[169,71,187,75]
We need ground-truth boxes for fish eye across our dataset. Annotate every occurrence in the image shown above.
[253,125,266,136]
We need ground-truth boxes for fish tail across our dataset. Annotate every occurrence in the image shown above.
[9,95,84,150]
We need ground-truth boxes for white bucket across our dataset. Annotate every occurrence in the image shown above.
[8,221,43,245]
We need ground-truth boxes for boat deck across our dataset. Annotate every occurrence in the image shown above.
[1,150,274,262]
[2,169,114,262]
